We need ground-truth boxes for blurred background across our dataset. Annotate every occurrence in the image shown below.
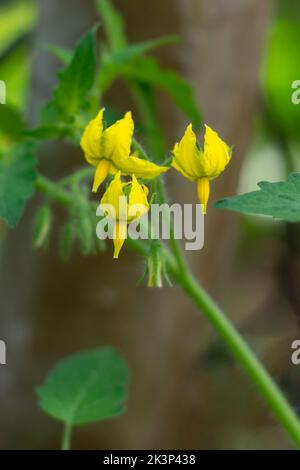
[1,0,300,450]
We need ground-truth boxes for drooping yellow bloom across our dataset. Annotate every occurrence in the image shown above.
[99,172,149,258]
[81,109,168,193]
[172,124,232,214]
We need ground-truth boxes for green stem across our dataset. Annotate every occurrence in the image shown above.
[61,421,72,450]
[132,138,186,272]
[60,167,94,186]
[132,137,149,161]
[36,176,73,208]
[156,177,187,274]
[171,262,300,448]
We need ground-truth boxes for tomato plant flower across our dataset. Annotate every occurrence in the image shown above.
[99,172,149,258]
[81,109,168,193]
[172,124,232,214]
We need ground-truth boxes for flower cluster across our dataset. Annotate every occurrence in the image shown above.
[81,110,232,257]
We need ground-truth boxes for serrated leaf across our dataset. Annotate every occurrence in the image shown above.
[51,29,97,116]
[36,347,128,426]
[215,173,300,222]
[0,144,37,227]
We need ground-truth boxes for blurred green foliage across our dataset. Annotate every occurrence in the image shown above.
[0,0,36,108]
[262,19,300,140]
[221,0,300,220]
[0,0,36,56]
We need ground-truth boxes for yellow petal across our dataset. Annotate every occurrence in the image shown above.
[100,172,127,220]
[80,109,104,165]
[102,112,168,178]
[172,124,202,181]
[128,175,149,221]
[197,177,210,214]
[113,221,127,259]
[200,125,231,178]
[92,159,111,192]
[101,111,134,165]
[116,153,168,179]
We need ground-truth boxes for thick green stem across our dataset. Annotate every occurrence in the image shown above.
[170,262,300,448]
[61,421,73,450]
[36,176,73,208]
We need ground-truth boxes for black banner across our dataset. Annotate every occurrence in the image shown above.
[0,450,296,466]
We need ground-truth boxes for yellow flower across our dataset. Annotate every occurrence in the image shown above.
[99,172,149,258]
[81,109,168,193]
[172,124,232,214]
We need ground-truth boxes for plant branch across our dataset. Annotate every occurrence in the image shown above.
[36,171,300,448]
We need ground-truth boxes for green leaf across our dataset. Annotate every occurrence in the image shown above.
[0,105,25,141]
[36,347,128,426]
[103,36,178,66]
[96,0,126,52]
[215,173,300,222]
[100,56,201,128]
[51,29,97,116]
[27,103,72,140]
[124,58,201,128]
[0,144,37,227]
[96,0,200,126]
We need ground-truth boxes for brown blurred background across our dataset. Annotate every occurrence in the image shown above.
[1,0,300,449]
